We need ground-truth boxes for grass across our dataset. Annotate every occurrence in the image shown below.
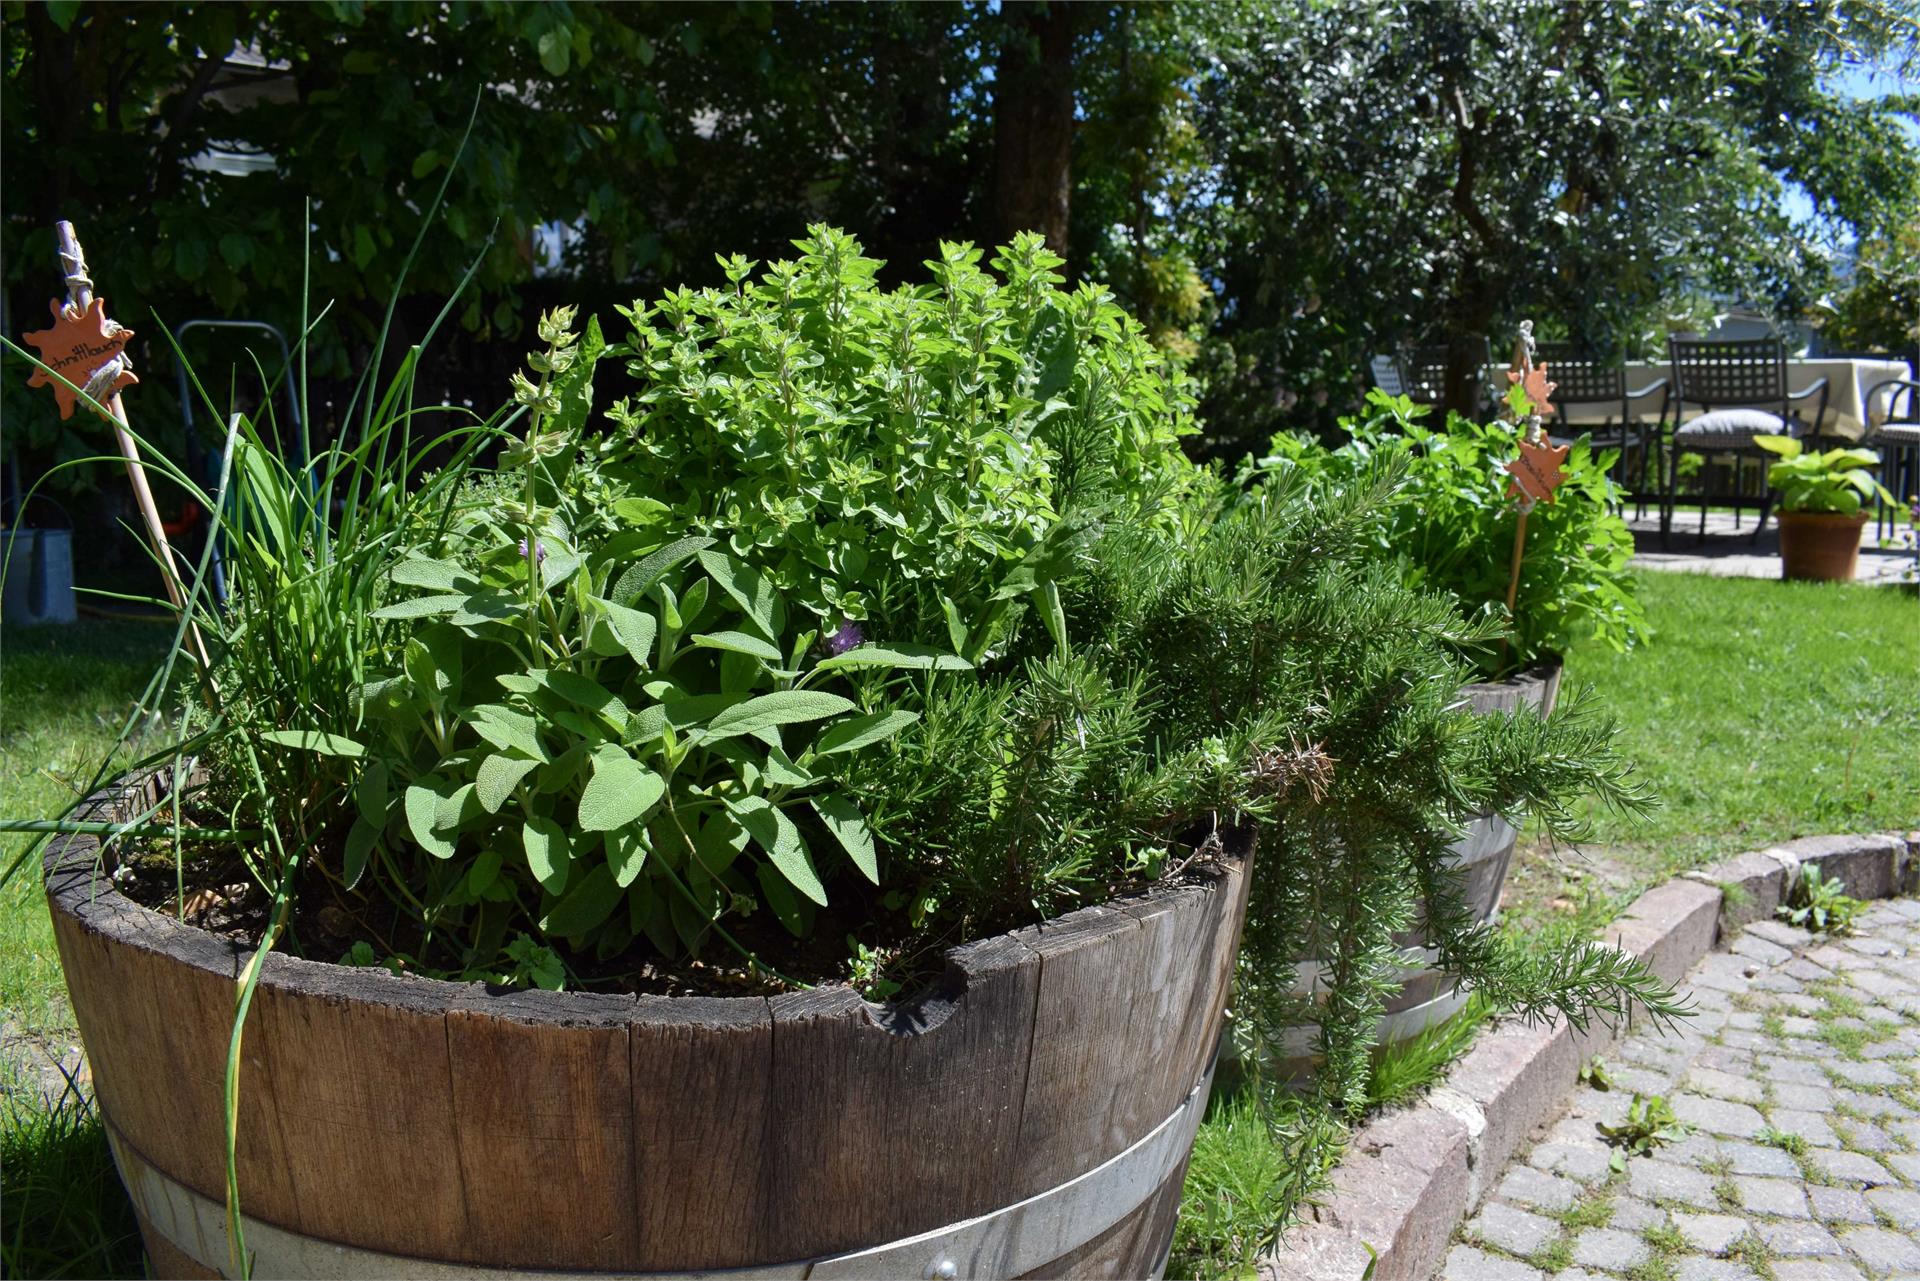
[1565,571,1918,874]
[0,1068,143,1280]
[1,620,174,1035]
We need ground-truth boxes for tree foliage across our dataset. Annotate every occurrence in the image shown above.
[1181,0,1920,453]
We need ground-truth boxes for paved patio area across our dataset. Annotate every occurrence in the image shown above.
[1626,512,1915,585]
[1440,896,1920,1281]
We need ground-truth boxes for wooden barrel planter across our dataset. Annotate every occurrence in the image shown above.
[45,772,1253,1281]
[1270,660,1562,1078]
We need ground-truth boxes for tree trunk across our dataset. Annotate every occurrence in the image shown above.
[992,2,1077,254]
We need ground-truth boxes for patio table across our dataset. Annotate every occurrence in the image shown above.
[1557,356,1914,442]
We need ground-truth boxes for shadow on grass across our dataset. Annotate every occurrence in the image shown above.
[1,1078,144,1281]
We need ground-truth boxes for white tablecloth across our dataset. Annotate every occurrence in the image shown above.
[1558,358,1913,442]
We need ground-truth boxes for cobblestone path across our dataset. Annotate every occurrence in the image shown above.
[1441,896,1920,1281]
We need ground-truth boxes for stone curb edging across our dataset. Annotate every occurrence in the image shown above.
[1261,830,1920,1281]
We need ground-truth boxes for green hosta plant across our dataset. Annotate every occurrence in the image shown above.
[1754,436,1893,515]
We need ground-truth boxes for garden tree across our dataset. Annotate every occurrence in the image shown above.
[1183,0,1920,455]
[1815,222,1920,352]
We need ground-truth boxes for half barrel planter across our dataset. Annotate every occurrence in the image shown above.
[1272,660,1562,1077]
[46,771,1254,1281]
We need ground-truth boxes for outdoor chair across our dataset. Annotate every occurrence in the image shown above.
[1394,337,1494,417]
[1865,376,1920,542]
[1369,354,1407,397]
[1536,341,1668,518]
[1659,336,1829,545]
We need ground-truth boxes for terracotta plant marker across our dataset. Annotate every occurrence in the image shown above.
[22,297,139,420]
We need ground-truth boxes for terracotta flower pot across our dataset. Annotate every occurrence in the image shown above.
[1778,510,1869,582]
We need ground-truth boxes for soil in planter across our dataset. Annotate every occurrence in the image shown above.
[112,804,1231,1004]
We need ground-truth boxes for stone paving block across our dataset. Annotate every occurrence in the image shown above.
[1496,1164,1581,1213]
[1529,1141,1613,1184]
[1865,1185,1920,1232]
[1840,1227,1920,1274]
[1807,1185,1875,1225]
[1675,1258,1763,1281]
[1745,918,1815,948]
[1806,1148,1895,1187]
[1757,1220,1843,1257]
[1571,1228,1648,1271]
[1692,952,1764,992]
[1770,1261,1868,1281]
[1834,1089,1905,1119]
[1672,1212,1749,1253]
[1761,1057,1833,1087]
[1736,1175,1812,1218]
[1468,1202,1560,1259]
[1440,1244,1544,1281]
[1806,945,1875,973]
[1672,1092,1768,1139]
[1731,933,1795,966]
[1769,1081,1835,1112]
[1628,1157,1720,1209]
[1830,1119,1896,1152]
[1768,1107,1840,1147]
[1887,1152,1920,1182]
[1830,1060,1904,1087]
[1783,959,1834,982]
[1718,1138,1803,1177]
[1609,1197,1666,1231]
[1694,1044,1755,1074]
[1685,1066,1765,1105]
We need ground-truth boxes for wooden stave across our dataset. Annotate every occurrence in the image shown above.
[44,773,1251,1280]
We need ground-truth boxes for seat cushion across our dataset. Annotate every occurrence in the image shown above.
[1673,408,1794,446]
[1875,421,1920,445]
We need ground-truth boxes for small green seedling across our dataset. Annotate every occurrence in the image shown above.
[1580,1055,1618,1091]
[1778,864,1864,936]
[1598,1092,1690,1172]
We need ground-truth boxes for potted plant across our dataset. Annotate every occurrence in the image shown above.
[1236,388,1654,1075]
[12,230,1674,1279]
[1755,435,1894,582]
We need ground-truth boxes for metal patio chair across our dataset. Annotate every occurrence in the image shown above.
[1535,341,1668,518]
[1865,376,1920,543]
[1394,336,1495,418]
[1659,337,1829,545]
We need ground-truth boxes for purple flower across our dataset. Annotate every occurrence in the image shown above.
[517,537,548,564]
[828,617,865,655]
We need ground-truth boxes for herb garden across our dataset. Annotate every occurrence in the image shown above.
[7,10,1916,1275]
[3,212,1695,1279]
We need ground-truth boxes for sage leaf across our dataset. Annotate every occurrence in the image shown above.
[692,630,783,662]
[476,754,539,813]
[523,816,571,894]
[577,744,666,831]
[811,792,879,882]
[601,600,658,667]
[404,783,457,859]
[696,549,785,641]
[811,709,919,756]
[343,815,379,890]
[611,535,714,605]
[259,729,366,758]
[607,826,649,888]
[814,643,973,673]
[729,796,826,905]
[702,690,854,742]
[541,863,619,937]
[371,593,466,619]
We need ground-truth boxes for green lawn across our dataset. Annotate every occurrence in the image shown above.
[1565,571,1917,878]
[1,621,173,1036]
